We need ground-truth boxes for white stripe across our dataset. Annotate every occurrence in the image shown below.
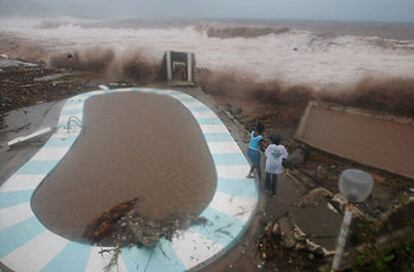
[135,88,156,93]
[193,111,217,119]
[208,191,258,222]
[208,141,241,154]
[216,165,250,179]
[31,147,70,161]
[200,124,228,134]
[62,103,83,111]
[86,247,127,272]
[0,174,46,192]
[181,101,203,108]
[59,113,83,120]
[171,230,223,270]
[0,203,34,231]
[1,230,68,272]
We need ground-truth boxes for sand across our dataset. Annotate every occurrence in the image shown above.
[31,92,217,244]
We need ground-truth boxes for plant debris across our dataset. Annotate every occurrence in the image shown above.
[83,197,208,248]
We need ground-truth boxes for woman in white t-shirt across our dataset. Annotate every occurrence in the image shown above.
[264,134,288,196]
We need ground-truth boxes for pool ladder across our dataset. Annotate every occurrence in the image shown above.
[65,116,83,133]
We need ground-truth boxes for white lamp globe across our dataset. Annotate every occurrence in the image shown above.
[339,169,374,202]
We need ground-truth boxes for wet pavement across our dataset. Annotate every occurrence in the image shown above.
[0,101,64,186]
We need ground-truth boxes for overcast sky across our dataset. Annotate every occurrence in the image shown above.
[34,0,414,22]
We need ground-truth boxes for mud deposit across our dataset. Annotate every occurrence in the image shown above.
[31,92,217,244]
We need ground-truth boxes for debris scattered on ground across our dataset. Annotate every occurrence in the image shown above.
[83,198,208,248]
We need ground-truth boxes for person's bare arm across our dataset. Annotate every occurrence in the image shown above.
[259,139,266,152]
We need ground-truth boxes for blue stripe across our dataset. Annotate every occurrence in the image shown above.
[217,178,258,199]
[43,136,78,148]
[196,118,222,125]
[177,96,196,103]
[212,153,248,165]
[0,190,32,209]
[146,240,187,272]
[131,88,143,92]
[121,246,154,272]
[190,207,246,247]
[16,160,58,175]
[41,242,91,272]
[0,217,45,258]
[203,133,233,142]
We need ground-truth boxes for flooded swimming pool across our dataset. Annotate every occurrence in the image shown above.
[32,92,217,244]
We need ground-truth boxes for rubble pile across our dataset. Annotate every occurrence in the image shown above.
[83,198,207,248]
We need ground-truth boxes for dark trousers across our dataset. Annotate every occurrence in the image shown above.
[265,173,278,195]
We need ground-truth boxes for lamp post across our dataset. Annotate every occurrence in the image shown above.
[331,169,374,272]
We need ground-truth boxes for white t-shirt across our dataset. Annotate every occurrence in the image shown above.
[265,144,288,174]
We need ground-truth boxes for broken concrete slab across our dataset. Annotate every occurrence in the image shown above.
[297,187,333,208]
[7,127,52,147]
[0,101,64,143]
[0,58,38,68]
[296,101,414,179]
[291,202,342,254]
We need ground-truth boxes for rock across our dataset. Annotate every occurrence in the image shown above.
[272,223,280,235]
[330,193,347,213]
[308,253,315,260]
[298,187,333,207]
[265,221,273,233]
[257,262,265,270]
[0,96,12,104]
[382,196,414,230]
[283,237,297,249]
[292,224,306,241]
[294,242,305,250]
[285,148,305,168]
[305,239,334,256]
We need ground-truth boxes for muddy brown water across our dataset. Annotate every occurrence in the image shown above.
[31,92,217,244]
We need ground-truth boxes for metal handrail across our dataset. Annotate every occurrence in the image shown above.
[66,116,83,133]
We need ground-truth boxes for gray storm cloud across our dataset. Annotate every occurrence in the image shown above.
[2,0,414,22]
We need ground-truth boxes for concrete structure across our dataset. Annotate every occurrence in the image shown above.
[296,101,414,179]
[158,51,195,83]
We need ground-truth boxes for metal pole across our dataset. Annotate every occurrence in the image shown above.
[187,53,193,82]
[331,204,353,271]
[166,51,172,81]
